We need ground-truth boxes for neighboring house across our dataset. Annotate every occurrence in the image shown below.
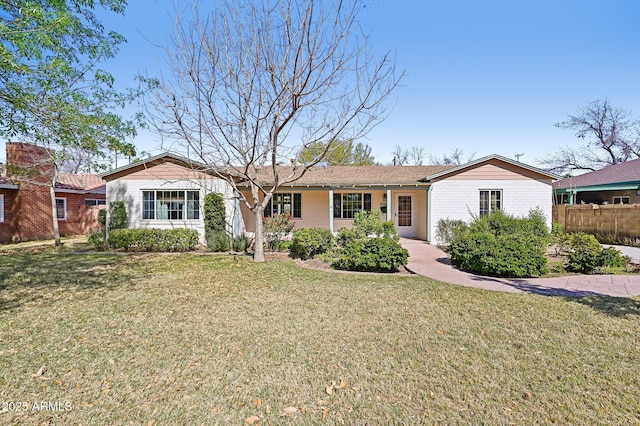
[0,142,106,243]
[553,158,640,205]
[100,153,557,245]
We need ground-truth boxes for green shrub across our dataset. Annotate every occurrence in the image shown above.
[108,228,198,252]
[290,227,335,259]
[263,212,295,251]
[88,231,107,250]
[204,193,226,234]
[108,201,128,230]
[550,222,571,256]
[97,209,107,228]
[207,230,231,252]
[435,218,467,246]
[448,210,549,278]
[353,209,398,239]
[598,247,627,268]
[335,227,366,247]
[332,237,408,273]
[232,234,249,252]
[566,233,603,273]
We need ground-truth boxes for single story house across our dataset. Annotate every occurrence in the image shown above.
[100,153,558,245]
[0,142,106,243]
[553,158,640,205]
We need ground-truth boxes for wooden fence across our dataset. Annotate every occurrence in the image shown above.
[553,204,640,237]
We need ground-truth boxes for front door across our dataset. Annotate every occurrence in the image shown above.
[395,194,415,237]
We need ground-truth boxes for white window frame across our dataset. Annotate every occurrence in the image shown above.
[0,194,4,223]
[84,198,106,207]
[141,190,200,221]
[479,189,502,216]
[333,193,372,219]
[612,196,630,205]
[55,197,67,221]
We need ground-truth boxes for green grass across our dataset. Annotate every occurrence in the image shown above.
[1,245,639,424]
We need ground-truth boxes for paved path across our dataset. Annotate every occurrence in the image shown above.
[401,238,640,297]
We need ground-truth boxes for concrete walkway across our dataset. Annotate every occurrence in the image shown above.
[401,238,640,297]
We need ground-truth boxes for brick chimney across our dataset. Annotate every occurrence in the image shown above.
[6,142,56,184]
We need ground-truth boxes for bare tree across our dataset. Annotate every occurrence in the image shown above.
[144,0,402,261]
[539,99,640,174]
[391,145,409,165]
[391,145,425,165]
[429,148,475,166]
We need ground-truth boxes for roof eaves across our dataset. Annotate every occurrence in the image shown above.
[98,153,209,179]
[422,154,560,181]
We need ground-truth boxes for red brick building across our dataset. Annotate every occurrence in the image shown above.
[0,142,106,243]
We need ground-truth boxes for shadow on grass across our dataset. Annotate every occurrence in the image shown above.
[0,247,146,312]
[466,275,640,317]
[568,295,640,318]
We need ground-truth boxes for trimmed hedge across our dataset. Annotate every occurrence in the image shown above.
[107,228,199,252]
[449,232,548,278]
[290,227,335,259]
[332,237,408,273]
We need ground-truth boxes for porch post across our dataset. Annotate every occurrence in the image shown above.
[568,191,575,205]
[386,189,392,221]
[427,186,433,243]
[329,189,334,233]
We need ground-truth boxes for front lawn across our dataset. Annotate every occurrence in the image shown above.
[1,245,639,424]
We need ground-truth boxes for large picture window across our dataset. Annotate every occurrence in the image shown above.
[333,193,372,219]
[265,193,301,218]
[479,190,502,216]
[142,190,200,220]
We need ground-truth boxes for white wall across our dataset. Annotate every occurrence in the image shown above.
[106,178,242,244]
[429,179,553,244]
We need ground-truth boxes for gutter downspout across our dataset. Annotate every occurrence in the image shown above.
[386,189,392,221]
[329,189,334,233]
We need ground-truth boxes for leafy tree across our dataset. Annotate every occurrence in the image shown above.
[144,0,403,261]
[0,0,145,245]
[298,140,375,165]
[539,99,640,174]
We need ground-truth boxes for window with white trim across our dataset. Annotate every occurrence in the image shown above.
[141,190,200,220]
[264,193,302,218]
[0,194,4,223]
[55,198,67,220]
[479,190,502,216]
[613,196,630,204]
[84,199,106,207]
[333,193,372,219]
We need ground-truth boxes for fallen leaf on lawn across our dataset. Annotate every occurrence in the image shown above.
[244,415,260,424]
[325,385,333,395]
[253,399,262,408]
[282,406,297,415]
[322,407,329,420]
[33,365,46,377]
[265,405,271,414]
[147,420,155,426]
[338,378,346,389]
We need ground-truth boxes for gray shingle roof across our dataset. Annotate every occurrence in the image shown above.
[553,158,640,189]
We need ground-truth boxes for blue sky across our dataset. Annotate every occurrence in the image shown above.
[95,0,640,166]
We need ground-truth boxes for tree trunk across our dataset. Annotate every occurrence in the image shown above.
[253,208,265,262]
[49,185,62,246]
